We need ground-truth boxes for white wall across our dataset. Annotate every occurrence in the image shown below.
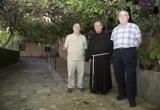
[20,42,49,57]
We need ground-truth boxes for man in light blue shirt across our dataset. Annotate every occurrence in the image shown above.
[111,10,142,107]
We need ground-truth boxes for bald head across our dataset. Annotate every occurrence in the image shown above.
[73,23,80,28]
[118,10,129,25]
[118,10,129,17]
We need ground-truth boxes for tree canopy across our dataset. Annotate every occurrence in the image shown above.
[0,0,149,47]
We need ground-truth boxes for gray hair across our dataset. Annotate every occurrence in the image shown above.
[118,10,129,17]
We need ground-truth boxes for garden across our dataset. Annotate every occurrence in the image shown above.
[0,0,160,71]
[0,0,160,106]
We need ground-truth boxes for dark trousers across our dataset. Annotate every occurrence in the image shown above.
[113,47,137,100]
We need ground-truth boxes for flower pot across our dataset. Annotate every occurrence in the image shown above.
[140,64,153,70]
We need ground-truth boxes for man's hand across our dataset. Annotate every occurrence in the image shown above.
[137,37,142,48]
[63,47,68,54]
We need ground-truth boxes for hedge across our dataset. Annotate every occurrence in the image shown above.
[0,48,20,69]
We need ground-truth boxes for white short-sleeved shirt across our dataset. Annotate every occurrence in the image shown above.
[64,33,87,60]
[111,23,141,49]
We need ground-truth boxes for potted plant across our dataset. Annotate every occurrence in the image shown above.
[150,40,160,71]
[137,13,160,70]
[138,37,155,70]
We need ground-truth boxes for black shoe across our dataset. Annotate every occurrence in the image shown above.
[129,99,136,107]
[116,95,127,101]
[67,88,73,93]
[78,88,85,91]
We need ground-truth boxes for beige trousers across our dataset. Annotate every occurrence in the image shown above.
[67,59,84,88]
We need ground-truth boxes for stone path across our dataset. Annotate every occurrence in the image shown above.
[0,57,159,110]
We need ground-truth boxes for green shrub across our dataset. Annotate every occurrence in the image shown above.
[0,48,20,69]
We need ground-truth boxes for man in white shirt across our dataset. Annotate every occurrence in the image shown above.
[63,23,87,93]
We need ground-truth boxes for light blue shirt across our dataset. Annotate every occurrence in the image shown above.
[111,23,141,49]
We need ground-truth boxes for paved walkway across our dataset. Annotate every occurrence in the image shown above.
[0,57,158,110]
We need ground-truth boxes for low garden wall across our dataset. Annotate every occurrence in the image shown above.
[110,66,160,106]
[137,69,160,106]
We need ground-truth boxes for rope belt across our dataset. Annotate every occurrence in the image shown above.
[91,52,109,88]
